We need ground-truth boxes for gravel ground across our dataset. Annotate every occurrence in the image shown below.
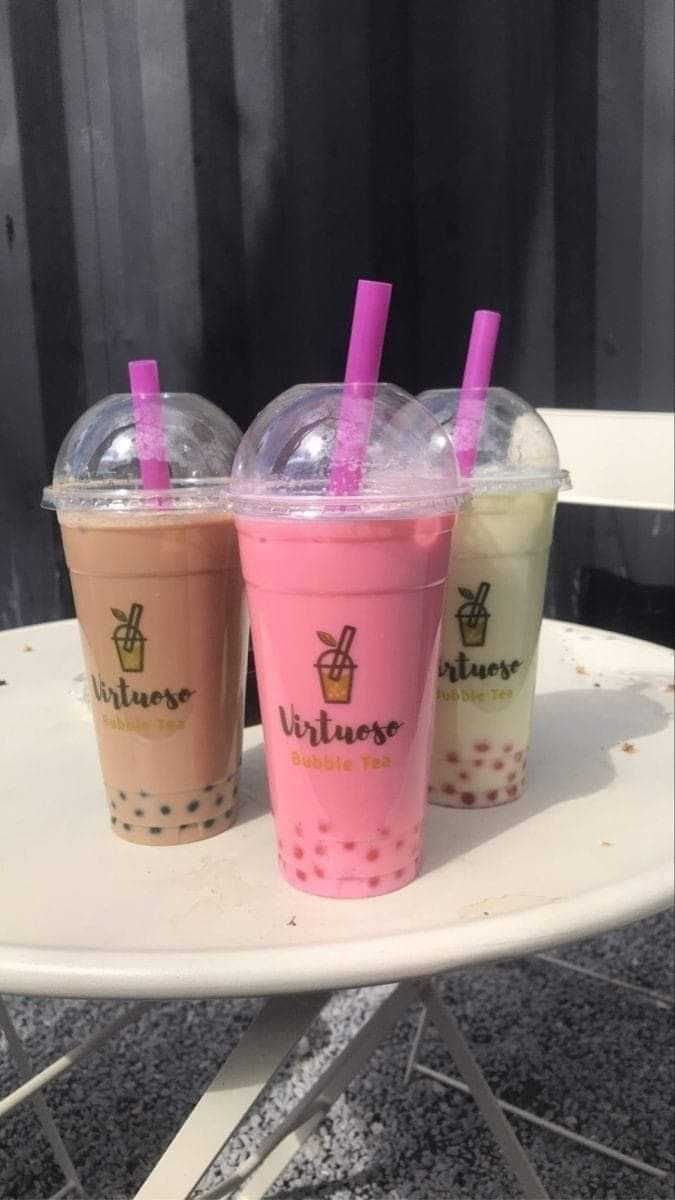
[1,909,672,1200]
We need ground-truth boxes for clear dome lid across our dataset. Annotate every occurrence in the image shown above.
[418,387,570,494]
[43,392,242,512]
[231,383,463,519]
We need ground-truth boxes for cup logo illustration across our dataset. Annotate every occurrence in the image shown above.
[111,603,146,672]
[456,582,491,648]
[315,625,357,704]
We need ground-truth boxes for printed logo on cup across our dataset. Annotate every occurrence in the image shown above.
[456,582,490,648]
[315,625,357,704]
[112,603,146,672]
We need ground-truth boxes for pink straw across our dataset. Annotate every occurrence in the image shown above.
[328,279,392,496]
[128,359,171,491]
[455,309,501,476]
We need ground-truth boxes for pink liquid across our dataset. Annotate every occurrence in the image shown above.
[236,514,454,897]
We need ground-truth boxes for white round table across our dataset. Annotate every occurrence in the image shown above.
[1,618,672,1200]
[0,617,672,999]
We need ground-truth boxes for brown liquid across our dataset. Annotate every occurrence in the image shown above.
[60,510,248,845]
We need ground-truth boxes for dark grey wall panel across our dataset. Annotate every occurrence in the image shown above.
[1,0,673,637]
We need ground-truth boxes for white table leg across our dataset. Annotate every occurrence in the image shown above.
[217,981,418,1200]
[418,981,549,1200]
[133,992,330,1200]
[0,997,85,1199]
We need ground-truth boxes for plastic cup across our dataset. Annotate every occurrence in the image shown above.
[43,393,248,846]
[419,388,569,808]
[231,383,463,898]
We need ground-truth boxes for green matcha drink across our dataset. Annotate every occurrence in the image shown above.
[419,388,568,808]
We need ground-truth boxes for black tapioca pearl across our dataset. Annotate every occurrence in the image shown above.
[224,808,233,819]
[204,818,215,829]
[179,823,189,831]
[139,789,149,798]
[203,784,215,792]
[149,827,162,835]
[160,805,171,815]
[123,823,131,831]
[187,799,199,813]
[111,817,117,825]
[233,785,239,797]
[134,808,144,818]
[119,791,127,800]
[215,794,224,807]
[111,799,117,810]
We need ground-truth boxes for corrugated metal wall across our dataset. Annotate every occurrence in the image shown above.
[1,0,673,636]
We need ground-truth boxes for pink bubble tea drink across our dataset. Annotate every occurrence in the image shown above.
[44,373,248,845]
[420,387,568,808]
[232,383,462,896]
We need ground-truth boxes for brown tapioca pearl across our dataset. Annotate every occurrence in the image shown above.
[446,751,459,763]
[427,785,434,793]
[318,820,330,833]
[119,790,127,800]
[475,741,491,752]
[507,784,519,797]
[343,841,355,851]
[215,794,224,807]
[442,783,456,796]
[492,760,504,771]
[179,824,190,831]
[224,808,233,819]
[461,792,476,806]
[134,808,144,818]
[368,877,380,888]
[315,843,327,856]
[111,816,117,826]
[204,818,216,829]
[395,839,404,850]
[514,750,523,762]
[187,799,200,813]
[366,847,380,862]
[233,785,239,797]
[507,771,517,782]
[458,770,469,781]
[473,759,484,768]
[293,845,304,860]
[139,789,149,798]
[160,804,171,815]
[487,789,499,803]
[313,865,325,878]
[123,822,131,831]
[203,784,215,793]
[296,868,307,881]
[149,827,162,835]
[503,742,514,753]
[111,799,117,811]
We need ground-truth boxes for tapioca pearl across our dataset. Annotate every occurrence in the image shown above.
[292,845,304,860]
[507,771,517,782]
[203,784,215,793]
[442,783,456,796]
[473,759,484,768]
[313,865,325,878]
[368,876,381,888]
[123,822,131,831]
[215,794,224,807]
[149,827,162,835]
[315,844,327,857]
[204,818,216,829]
[134,808,144,818]
[514,750,523,762]
[318,820,330,833]
[160,804,171,816]
[487,789,499,803]
[377,826,390,837]
[296,868,307,881]
[343,841,355,851]
[503,743,514,753]
[458,770,470,781]
[427,784,434,793]
[111,816,117,826]
[111,799,117,811]
[461,792,476,806]
[492,760,504,771]
[475,741,491,753]
[179,823,190,832]
[507,784,519,797]
[140,789,149,798]
[446,751,459,763]
[366,847,380,862]
[224,808,233,819]
[395,868,404,879]
[395,839,404,851]
[187,799,200,813]
[233,785,239,797]
[119,791,127,801]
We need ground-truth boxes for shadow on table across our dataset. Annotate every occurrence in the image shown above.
[421,681,671,875]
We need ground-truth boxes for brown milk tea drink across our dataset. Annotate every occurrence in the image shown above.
[419,388,568,808]
[43,370,248,845]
